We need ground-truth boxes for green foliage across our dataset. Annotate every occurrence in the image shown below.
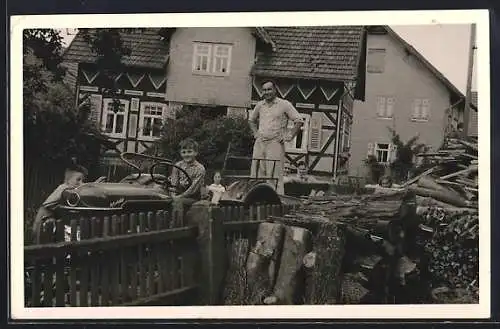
[158,107,254,171]
[388,128,429,183]
[23,29,122,174]
[364,155,386,184]
[79,29,133,112]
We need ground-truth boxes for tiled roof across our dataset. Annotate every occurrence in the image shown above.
[63,28,169,69]
[252,26,365,81]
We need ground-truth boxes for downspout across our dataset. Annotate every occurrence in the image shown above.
[462,23,476,138]
[333,82,356,180]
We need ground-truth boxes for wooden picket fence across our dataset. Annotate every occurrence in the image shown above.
[24,202,297,307]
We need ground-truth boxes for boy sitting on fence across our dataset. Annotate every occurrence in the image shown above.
[169,138,206,210]
[32,163,88,244]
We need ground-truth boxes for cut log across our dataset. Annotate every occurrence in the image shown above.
[439,166,478,180]
[299,200,404,221]
[341,273,370,304]
[416,206,478,216]
[222,238,251,305]
[245,222,285,305]
[267,226,312,304]
[409,185,469,208]
[401,167,439,187]
[416,196,456,208]
[418,176,462,198]
[303,221,346,304]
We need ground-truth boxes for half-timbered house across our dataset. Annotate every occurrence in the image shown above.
[63,27,367,177]
[64,28,171,163]
[251,26,366,177]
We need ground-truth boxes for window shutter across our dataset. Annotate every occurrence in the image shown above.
[130,98,140,112]
[389,144,397,162]
[386,97,395,117]
[413,99,422,119]
[421,99,430,120]
[89,94,103,126]
[309,112,322,152]
[285,119,296,151]
[376,97,386,117]
[367,142,374,156]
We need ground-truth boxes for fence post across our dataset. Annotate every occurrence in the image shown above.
[187,201,225,305]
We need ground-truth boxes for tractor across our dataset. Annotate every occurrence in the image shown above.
[31,150,284,244]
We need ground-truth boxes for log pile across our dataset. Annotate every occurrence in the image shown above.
[406,137,479,303]
[222,138,479,304]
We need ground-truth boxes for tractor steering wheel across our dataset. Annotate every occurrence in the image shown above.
[149,161,193,194]
[120,152,193,195]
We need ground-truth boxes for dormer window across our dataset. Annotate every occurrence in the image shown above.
[192,42,232,76]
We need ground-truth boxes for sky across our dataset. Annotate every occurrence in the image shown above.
[58,24,476,93]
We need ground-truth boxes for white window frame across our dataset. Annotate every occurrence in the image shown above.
[374,142,392,164]
[192,42,232,76]
[139,102,166,140]
[376,96,395,119]
[411,98,430,121]
[102,98,129,138]
[192,43,212,73]
[212,44,232,75]
[285,113,310,154]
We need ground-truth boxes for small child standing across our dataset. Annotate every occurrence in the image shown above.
[206,171,226,204]
[32,163,88,244]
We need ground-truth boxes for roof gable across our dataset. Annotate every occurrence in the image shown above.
[251,26,366,82]
[63,28,170,69]
[375,26,465,100]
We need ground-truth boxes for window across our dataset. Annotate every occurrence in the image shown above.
[139,102,165,139]
[192,42,232,75]
[412,98,430,121]
[213,45,231,74]
[285,114,310,153]
[193,43,211,73]
[367,48,386,73]
[102,99,129,138]
[376,96,394,118]
[375,143,391,163]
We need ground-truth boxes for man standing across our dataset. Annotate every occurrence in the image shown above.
[248,80,303,195]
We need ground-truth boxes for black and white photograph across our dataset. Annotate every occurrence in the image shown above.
[10,10,490,319]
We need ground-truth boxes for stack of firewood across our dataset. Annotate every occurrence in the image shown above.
[403,137,479,302]
[221,138,479,305]
[408,137,478,207]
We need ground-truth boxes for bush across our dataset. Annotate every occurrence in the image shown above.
[158,107,254,173]
[364,155,386,184]
[388,129,428,184]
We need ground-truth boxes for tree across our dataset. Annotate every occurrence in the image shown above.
[79,28,133,112]
[158,107,254,173]
[388,128,429,183]
[23,28,134,166]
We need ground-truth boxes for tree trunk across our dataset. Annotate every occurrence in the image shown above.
[222,238,250,305]
[417,176,463,199]
[303,221,346,304]
[409,185,469,208]
[264,226,312,305]
[245,222,285,305]
[340,273,370,304]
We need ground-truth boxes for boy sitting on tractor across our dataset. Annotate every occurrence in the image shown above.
[169,138,206,209]
[32,163,88,244]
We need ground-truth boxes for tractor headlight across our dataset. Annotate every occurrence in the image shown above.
[66,190,81,207]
